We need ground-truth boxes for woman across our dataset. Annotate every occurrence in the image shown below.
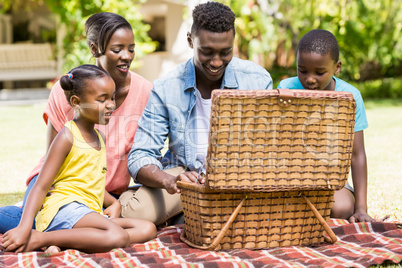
[0,12,152,233]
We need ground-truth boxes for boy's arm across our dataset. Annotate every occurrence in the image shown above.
[349,130,375,223]
[2,127,72,252]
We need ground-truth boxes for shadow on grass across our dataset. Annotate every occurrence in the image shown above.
[0,192,25,206]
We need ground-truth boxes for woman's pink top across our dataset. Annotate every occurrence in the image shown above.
[26,71,152,195]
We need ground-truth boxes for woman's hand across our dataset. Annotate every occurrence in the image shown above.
[2,226,31,253]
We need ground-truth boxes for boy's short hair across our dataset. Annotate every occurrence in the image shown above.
[191,1,235,36]
[297,29,339,62]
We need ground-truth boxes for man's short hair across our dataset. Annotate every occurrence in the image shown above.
[191,1,235,36]
[297,29,339,62]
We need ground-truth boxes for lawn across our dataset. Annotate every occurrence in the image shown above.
[0,98,401,221]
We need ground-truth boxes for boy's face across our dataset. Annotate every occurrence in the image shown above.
[297,51,341,91]
[187,29,234,84]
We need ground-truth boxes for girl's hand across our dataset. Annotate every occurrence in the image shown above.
[2,226,31,253]
[103,199,121,218]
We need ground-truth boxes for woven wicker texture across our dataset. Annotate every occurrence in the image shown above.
[178,181,334,250]
[206,89,356,191]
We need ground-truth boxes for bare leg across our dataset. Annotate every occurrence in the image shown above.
[331,188,354,219]
[24,213,130,253]
[111,218,157,243]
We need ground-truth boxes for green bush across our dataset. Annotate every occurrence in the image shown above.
[350,78,402,99]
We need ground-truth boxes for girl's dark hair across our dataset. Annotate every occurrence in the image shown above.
[85,12,133,57]
[191,1,235,36]
[60,64,110,104]
[297,29,339,62]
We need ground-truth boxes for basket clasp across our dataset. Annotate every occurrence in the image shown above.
[277,88,294,107]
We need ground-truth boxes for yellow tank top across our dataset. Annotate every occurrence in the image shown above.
[35,120,107,232]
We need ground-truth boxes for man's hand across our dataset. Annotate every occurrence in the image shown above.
[162,171,204,194]
[178,171,205,184]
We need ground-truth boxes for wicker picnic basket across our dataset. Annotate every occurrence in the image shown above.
[178,89,356,250]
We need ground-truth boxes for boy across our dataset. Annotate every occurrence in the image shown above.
[278,29,374,223]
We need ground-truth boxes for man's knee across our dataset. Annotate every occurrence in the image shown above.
[119,189,150,218]
[119,186,182,225]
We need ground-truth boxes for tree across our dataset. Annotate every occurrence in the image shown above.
[222,0,402,81]
[1,0,156,73]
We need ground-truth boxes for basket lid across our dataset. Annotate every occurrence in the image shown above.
[204,89,356,192]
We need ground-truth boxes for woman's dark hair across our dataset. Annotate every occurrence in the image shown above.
[191,1,235,37]
[297,29,339,62]
[60,64,110,104]
[85,12,133,57]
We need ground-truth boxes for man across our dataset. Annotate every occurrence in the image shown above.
[122,1,273,226]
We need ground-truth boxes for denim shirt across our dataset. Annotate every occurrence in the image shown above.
[127,57,273,181]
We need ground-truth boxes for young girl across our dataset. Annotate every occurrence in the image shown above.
[1,65,156,253]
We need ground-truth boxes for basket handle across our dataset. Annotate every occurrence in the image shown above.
[180,195,247,250]
[302,195,337,243]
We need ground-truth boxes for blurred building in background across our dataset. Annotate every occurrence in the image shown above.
[0,0,204,89]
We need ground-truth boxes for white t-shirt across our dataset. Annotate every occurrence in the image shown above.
[195,89,211,174]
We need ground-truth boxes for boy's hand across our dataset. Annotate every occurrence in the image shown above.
[349,211,375,223]
[2,226,31,253]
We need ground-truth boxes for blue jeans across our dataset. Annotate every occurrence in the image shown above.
[0,175,37,233]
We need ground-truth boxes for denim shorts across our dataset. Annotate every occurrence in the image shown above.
[44,202,95,232]
[345,181,354,192]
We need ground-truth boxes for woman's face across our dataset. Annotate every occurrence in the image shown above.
[96,28,135,84]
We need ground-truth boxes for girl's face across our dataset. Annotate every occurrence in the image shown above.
[297,51,341,91]
[188,29,234,85]
[77,76,116,125]
[96,28,135,84]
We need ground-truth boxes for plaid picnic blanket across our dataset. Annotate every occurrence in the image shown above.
[1,219,401,267]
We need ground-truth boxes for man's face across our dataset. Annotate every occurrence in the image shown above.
[188,29,234,83]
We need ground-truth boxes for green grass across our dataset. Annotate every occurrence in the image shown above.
[363,99,402,221]
[0,99,401,222]
[0,102,47,205]
[0,193,25,206]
